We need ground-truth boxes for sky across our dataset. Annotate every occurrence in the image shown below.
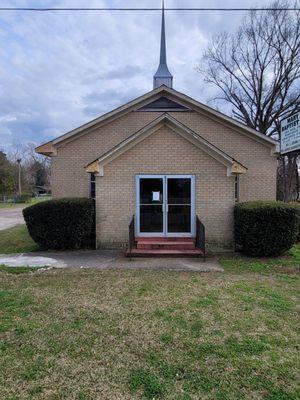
[0,0,275,152]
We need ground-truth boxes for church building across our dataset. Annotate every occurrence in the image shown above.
[36,4,278,256]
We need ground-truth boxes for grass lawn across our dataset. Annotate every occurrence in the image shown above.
[0,203,21,209]
[220,245,300,273]
[0,265,43,274]
[0,196,51,209]
[0,247,299,399]
[0,202,26,209]
[0,225,38,254]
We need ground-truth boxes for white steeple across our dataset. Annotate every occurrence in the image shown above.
[153,0,173,89]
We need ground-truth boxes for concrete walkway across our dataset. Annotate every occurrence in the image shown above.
[0,250,224,272]
[0,206,25,230]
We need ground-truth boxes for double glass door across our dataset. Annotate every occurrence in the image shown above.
[136,175,195,237]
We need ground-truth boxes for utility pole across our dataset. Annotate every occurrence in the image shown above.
[16,158,22,196]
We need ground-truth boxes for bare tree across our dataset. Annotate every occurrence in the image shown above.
[0,151,14,197]
[22,143,51,193]
[277,156,300,200]
[200,1,300,201]
[7,142,51,196]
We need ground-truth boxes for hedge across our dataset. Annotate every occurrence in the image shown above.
[234,201,299,256]
[23,198,95,250]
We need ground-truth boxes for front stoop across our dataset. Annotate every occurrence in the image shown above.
[126,237,204,258]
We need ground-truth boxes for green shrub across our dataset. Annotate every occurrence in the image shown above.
[15,193,31,203]
[234,201,299,256]
[23,198,95,250]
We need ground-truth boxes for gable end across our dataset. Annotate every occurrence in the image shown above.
[85,113,247,178]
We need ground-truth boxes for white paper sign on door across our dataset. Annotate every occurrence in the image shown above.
[152,191,160,201]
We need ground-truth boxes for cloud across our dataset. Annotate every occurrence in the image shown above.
[82,86,143,117]
[0,0,271,151]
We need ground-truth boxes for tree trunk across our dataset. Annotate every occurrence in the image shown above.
[277,153,300,202]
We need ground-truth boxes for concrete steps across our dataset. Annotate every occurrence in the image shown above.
[127,237,203,258]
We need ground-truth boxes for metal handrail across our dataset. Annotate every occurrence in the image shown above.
[128,215,135,260]
[196,216,206,261]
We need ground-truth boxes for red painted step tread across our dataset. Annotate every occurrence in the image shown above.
[136,237,195,242]
[137,241,195,245]
[129,249,203,255]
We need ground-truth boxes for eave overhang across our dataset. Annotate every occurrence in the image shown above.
[85,113,247,177]
[35,141,56,156]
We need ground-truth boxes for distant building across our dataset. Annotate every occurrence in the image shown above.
[33,185,51,196]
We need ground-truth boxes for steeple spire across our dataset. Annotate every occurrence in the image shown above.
[153,0,173,89]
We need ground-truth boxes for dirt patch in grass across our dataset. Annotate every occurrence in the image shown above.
[0,263,299,399]
[0,225,38,254]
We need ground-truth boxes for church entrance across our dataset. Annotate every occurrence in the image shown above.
[135,175,195,237]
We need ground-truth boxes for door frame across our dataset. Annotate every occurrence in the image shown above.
[135,174,196,237]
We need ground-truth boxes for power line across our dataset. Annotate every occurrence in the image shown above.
[0,7,298,12]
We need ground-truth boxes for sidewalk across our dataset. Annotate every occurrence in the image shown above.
[0,249,224,272]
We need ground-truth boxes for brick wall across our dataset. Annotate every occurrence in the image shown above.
[50,108,277,248]
[51,112,162,197]
[171,112,277,201]
[96,126,235,249]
